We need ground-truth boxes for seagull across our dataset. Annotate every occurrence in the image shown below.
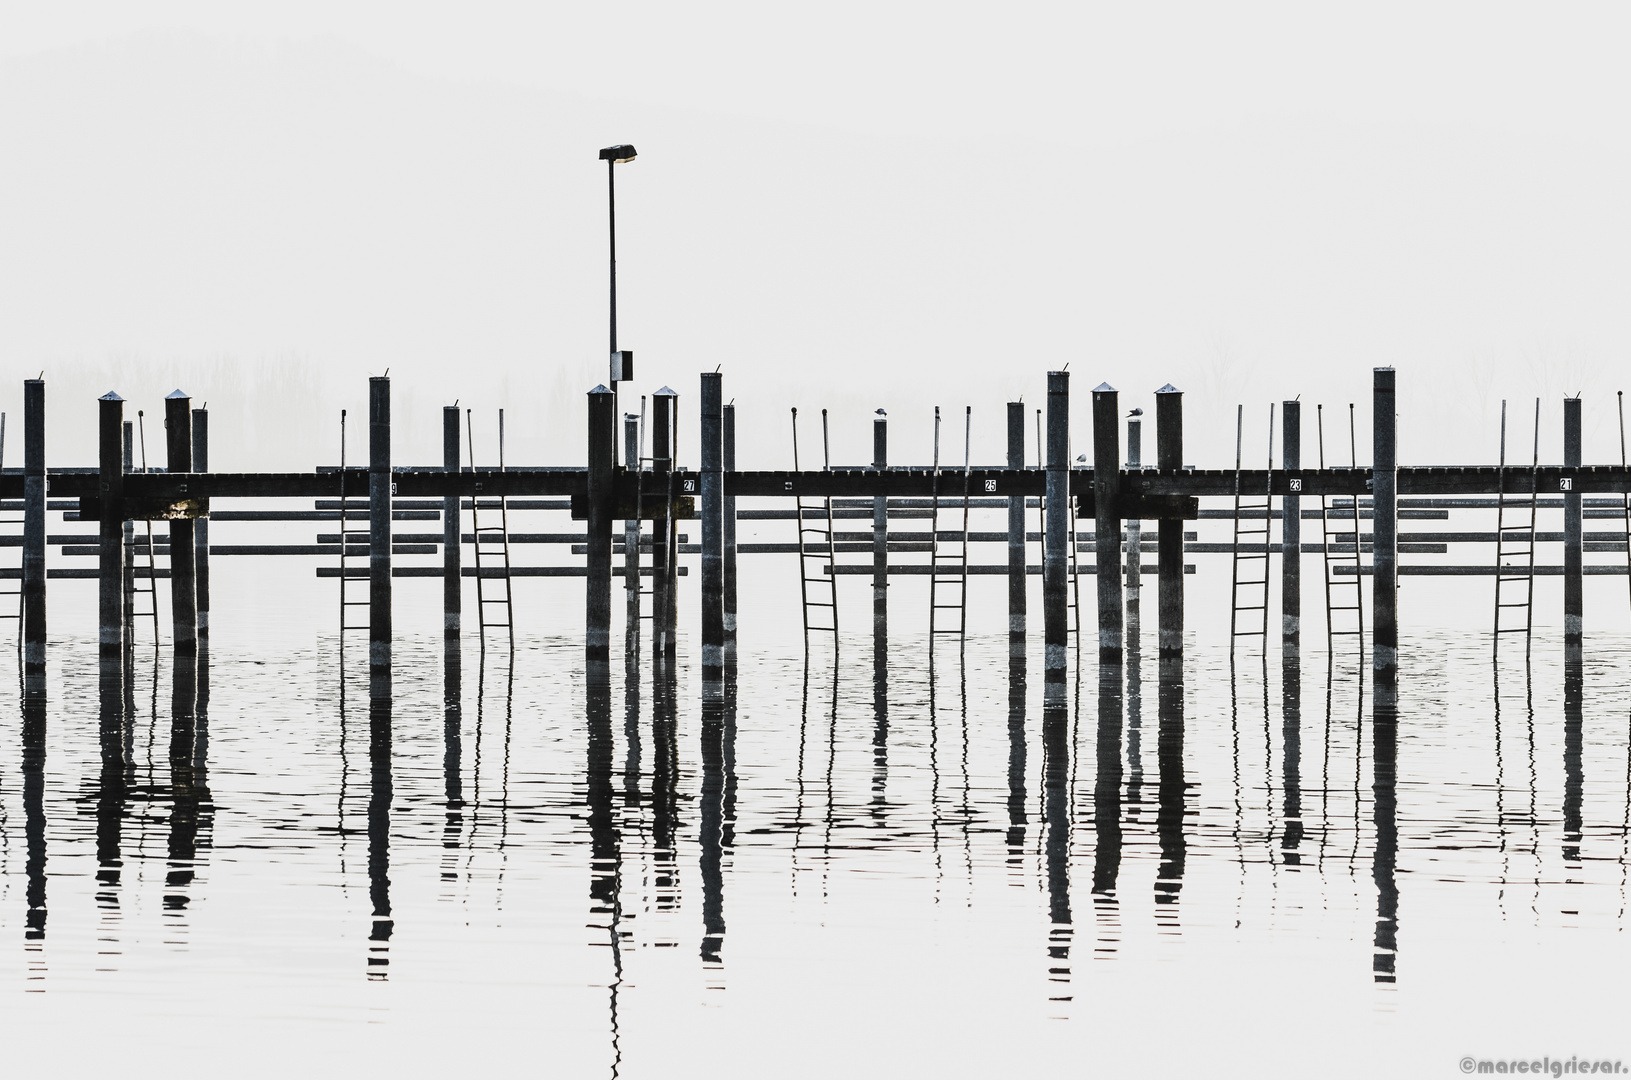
[1076,454,1087,462]
[875,408,887,416]
[1128,407,1143,417]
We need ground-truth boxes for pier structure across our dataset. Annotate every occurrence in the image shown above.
[2,366,1626,703]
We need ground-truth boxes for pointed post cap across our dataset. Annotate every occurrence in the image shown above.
[654,386,678,397]
[1093,382,1116,393]
[588,384,612,395]
[166,389,190,400]
[100,391,123,402]
[1156,383,1181,394]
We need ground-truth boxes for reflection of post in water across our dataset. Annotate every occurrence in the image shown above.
[95,678,128,962]
[820,654,840,901]
[23,689,47,975]
[699,691,737,966]
[870,643,889,826]
[1125,617,1145,832]
[1042,697,1074,1001]
[1281,657,1304,867]
[585,674,624,1073]
[1372,679,1399,985]
[367,692,393,979]
[651,678,680,911]
[1563,657,1583,867]
[1091,667,1124,960]
[165,656,211,934]
[1005,655,1027,871]
[441,653,464,893]
[1155,655,1186,928]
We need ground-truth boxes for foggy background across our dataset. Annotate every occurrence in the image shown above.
[3,4,1630,474]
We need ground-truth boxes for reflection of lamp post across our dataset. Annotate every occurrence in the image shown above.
[601,144,637,389]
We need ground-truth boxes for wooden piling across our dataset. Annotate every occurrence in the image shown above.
[651,387,677,672]
[122,421,135,658]
[1563,395,1582,650]
[1156,384,1183,659]
[1092,382,1123,665]
[165,391,198,661]
[624,414,641,647]
[1372,368,1398,678]
[192,407,210,661]
[22,378,46,693]
[1044,372,1069,696]
[1007,402,1025,660]
[1125,413,1142,636]
[1282,400,1301,659]
[98,392,125,685]
[368,376,391,687]
[701,372,724,698]
[586,384,616,668]
[443,405,461,663]
[873,410,888,645]
[723,403,738,667]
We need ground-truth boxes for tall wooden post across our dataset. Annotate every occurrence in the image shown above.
[443,406,461,666]
[1007,401,1026,661]
[122,422,135,662]
[651,387,677,673]
[586,385,616,670]
[1044,371,1070,698]
[192,407,210,662]
[1125,413,1142,637]
[368,376,392,690]
[1282,400,1301,661]
[1563,395,1583,654]
[873,411,888,647]
[623,414,641,650]
[700,372,724,700]
[1092,383,1123,665]
[1372,368,1398,680]
[1156,384,1184,659]
[22,378,46,694]
[165,391,197,662]
[723,402,738,669]
[98,392,125,687]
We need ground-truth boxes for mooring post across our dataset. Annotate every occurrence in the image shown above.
[1156,384,1183,659]
[1126,412,1142,637]
[98,392,125,687]
[443,405,461,665]
[651,387,677,672]
[623,414,641,646]
[22,378,46,694]
[873,410,888,645]
[1044,372,1070,698]
[1092,382,1123,665]
[1282,400,1301,660]
[1372,368,1398,679]
[1006,401,1026,661]
[723,402,738,668]
[192,406,210,662]
[701,373,725,699]
[122,421,135,655]
[368,376,392,689]
[1563,395,1582,652]
[586,385,617,669]
[164,391,197,662]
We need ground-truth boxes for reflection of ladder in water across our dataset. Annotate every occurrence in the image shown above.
[338,409,370,635]
[792,407,838,641]
[131,412,163,649]
[1034,409,1080,642]
[930,406,971,640]
[1316,404,1365,649]
[468,409,515,650]
[1493,398,1539,652]
[0,414,20,652]
[1230,403,1274,653]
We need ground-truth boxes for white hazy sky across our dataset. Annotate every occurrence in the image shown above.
[2,2,1630,469]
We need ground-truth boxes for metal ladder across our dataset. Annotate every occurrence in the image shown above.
[929,406,971,640]
[1229,403,1275,653]
[337,409,371,634]
[1493,398,1540,652]
[792,407,838,641]
[0,414,20,651]
[467,409,516,651]
[130,412,163,649]
[1034,409,1080,641]
[1618,392,1631,615]
[1316,404,1365,648]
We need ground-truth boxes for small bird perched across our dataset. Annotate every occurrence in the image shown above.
[875,408,887,416]
[1128,407,1143,417]
[1076,454,1087,463]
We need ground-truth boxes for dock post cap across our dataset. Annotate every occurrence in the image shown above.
[166,388,190,400]
[1156,383,1181,394]
[588,384,613,395]
[654,386,678,397]
[1092,382,1117,393]
[99,391,123,402]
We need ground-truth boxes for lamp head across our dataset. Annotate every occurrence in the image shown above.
[599,144,637,163]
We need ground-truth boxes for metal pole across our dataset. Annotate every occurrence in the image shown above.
[1372,368,1397,679]
[1156,384,1183,660]
[1044,372,1070,699]
[1564,395,1582,653]
[98,392,125,689]
[701,372,724,700]
[1092,382,1123,665]
[368,376,392,691]
[443,405,461,667]
[587,384,617,669]
[1282,400,1301,658]
[165,391,197,662]
[22,379,46,695]
[1007,401,1025,661]
[192,406,210,663]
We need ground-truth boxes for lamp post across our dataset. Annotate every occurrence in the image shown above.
[601,143,636,469]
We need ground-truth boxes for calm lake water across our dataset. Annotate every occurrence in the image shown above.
[2,559,1629,1078]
